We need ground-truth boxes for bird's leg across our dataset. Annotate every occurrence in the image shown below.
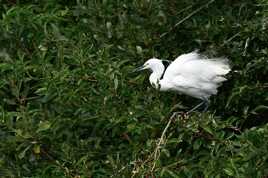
[202,99,210,112]
[187,101,205,114]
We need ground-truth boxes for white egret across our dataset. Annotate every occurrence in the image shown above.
[134,51,231,113]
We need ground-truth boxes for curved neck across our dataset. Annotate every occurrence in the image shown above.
[149,64,165,89]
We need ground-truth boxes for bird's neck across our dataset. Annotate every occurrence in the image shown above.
[149,64,165,89]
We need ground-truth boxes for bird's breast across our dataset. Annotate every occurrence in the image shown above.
[159,79,172,91]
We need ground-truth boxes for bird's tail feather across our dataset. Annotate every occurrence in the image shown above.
[207,58,231,76]
[212,76,227,83]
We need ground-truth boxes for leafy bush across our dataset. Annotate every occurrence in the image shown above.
[0,0,267,177]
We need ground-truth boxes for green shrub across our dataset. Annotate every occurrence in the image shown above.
[0,1,267,177]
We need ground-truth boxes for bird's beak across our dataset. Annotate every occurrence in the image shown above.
[132,65,146,73]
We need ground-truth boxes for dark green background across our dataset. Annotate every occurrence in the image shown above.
[0,0,267,177]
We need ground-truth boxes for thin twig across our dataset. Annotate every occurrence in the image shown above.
[111,164,130,178]
[220,32,241,47]
[227,126,242,133]
[41,149,72,177]
[175,4,193,16]
[160,0,216,38]
[155,160,185,171]
[130,113,183,177]
[131,157,152,178]
[150,112,178,172]
[243,37,250,56]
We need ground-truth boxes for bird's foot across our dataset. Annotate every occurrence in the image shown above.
[171,111,188,120]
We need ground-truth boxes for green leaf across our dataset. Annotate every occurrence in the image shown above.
[162,148,170,157]
[250,105,268,114]
[114,77,118,90]
[193,139,202,150]
[166,169,180,178]
[37,121,51,132]
[223,168,234,176]
[202,125,213,135]
[33,144,40,154]
[18,145,31,159]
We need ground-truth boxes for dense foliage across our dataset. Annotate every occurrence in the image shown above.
[0,0,267,177]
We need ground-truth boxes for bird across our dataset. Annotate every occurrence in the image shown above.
[134,51,231,113]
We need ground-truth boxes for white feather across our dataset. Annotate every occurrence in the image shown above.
[141,51,231,100]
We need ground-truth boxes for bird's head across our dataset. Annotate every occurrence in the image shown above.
[133,58,163,72]
[133,58,172,90]
[133,58,166,90]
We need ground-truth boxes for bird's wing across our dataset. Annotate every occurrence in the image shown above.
[163,51,230,83]
[172,51,202,64]
[163,51,202,79]
[171,75,201,89]
[170,74,219,96]
[169,75,216,99]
